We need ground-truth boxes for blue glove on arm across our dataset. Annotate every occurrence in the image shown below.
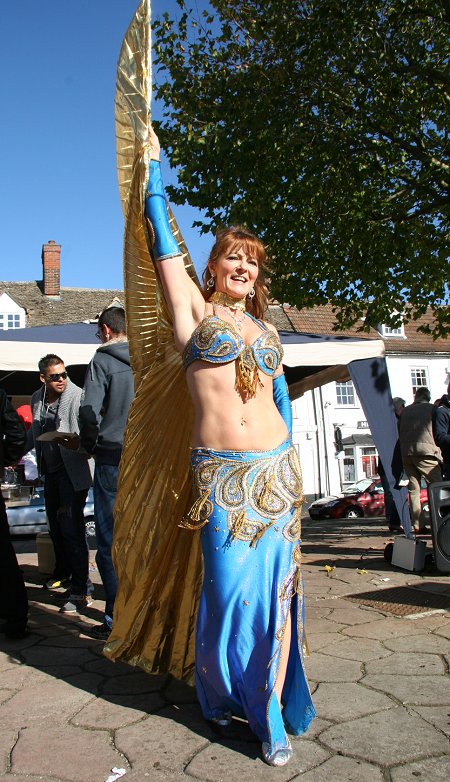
[144,159,181,260]
[273,374,292,437]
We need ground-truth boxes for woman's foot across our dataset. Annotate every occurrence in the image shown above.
[209,711,232,727]
[261,740,293,766]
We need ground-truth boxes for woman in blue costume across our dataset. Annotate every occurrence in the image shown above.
[143,126,315,766]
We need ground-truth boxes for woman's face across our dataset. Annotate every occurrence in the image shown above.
[210,245,259,299]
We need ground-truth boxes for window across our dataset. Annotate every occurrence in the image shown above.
[361,447,378,478]
[0,293,25,329]
[0,312,23,330]
[343,448,355,483]
[411,368,428,396]
[336,381,356,406]
[379,324,405,338]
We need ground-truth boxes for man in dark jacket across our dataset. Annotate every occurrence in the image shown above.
[79,307,134,640]
[29,355,94,612]
[433,382,450,479]
[399,387,442,532]
[0,389,28,638]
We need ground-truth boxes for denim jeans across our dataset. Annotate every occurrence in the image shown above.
[44,467,91,596]
[93,464,119,629]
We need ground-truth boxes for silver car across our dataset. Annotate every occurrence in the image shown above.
[4,486,96,537]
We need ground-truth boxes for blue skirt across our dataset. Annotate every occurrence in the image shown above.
[183,439,316,754]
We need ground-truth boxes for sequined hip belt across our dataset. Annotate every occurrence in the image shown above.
[181,439,303,544]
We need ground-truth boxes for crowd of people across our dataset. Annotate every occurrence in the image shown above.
[0,306,132,641]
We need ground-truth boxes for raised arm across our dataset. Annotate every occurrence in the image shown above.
[145,128,205,345]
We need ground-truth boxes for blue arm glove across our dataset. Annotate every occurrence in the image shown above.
[144,159,181,260]
[273,375,292,437]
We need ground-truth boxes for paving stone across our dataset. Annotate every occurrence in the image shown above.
[318,637,392,662]
[185,737,330,782]
[164,677,198,704]
[432,621,450,639]
[38,633,96,648]
[84,656,131,676]
[115,714,209,773]
[312,682,394,721]
[293,754,384,781]
[0,665,46,691]
[102,671,168,697]
[326,607,384,625]
[20,645,97,667]
[72,693,165,729]
[390,755,450,781]
[0,655,26,674]
[365,651,445,676]
[411,705,450,737]
[0,633,42,652]
[304,605,333,619]
[0,776,57,782]
[304,633,346,652]
[319,706,449,765]
[362,674,450,706]
[315,597,368,609]
[412,611,450,627]
[12,724,125,782]
[342,616,431,640]
[0,680,94,726]
[303,652,362,682]
[304,617,346,634]
[0,728,18,774]
[300,716,332,739]
[36,665,84,678]
[383,633,450,654]
[63,672,105,694]
[0,690,14,706]
[120,771,187,782]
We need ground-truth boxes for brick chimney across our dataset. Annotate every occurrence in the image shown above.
[42,240,61,297]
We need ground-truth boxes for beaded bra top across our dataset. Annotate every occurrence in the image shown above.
[182,305,283,398]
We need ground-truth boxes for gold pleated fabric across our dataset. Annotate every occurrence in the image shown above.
[103,0,203,681]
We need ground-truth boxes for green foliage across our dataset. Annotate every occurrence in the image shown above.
[153,0,449,337]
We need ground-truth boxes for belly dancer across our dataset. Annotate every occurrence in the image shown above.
[107,121,315,765]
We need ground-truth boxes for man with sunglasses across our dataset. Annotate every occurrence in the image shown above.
[29,354,93,612]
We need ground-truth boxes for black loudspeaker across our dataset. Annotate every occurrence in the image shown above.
[427,481,450,574]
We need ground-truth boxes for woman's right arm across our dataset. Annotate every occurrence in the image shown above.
[144,128,205,335]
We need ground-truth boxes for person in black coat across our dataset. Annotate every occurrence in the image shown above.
[0,388,28,638]
[433,382,450,479]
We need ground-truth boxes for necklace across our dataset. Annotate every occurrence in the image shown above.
[220,305,246,331]
[209,291,247,311]
[210,291,248,331]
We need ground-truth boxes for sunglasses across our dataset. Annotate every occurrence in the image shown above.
[47,372,68,382]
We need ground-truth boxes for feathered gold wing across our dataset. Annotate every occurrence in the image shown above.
[104,0,203,681]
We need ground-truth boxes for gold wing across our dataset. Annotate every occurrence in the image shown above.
[104,0,203,681]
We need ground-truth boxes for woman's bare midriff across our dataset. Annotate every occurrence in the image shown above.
[186,360,288,451]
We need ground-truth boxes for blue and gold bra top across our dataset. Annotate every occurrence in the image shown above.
[182,306,283,398]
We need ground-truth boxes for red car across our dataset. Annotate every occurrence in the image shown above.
[308,477,429,520]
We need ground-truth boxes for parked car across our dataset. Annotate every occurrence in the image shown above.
[5,486,96,537]
[308,477,429,521]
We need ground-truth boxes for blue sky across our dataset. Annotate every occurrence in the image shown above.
[0,0,212,290]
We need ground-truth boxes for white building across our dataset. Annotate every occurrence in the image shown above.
[282,305,450,502]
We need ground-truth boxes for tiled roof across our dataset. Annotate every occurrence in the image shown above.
[280,303,449,355]
[1,279,447,357]
[0,282,124,327]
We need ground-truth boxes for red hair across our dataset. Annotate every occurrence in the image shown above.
[202,226,269,320]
